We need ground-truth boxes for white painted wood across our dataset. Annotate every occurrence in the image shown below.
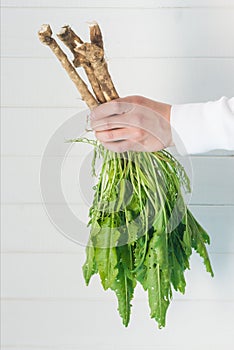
[190,206,234,253]
[1,252,233,300]
[2,58,234,108]
[2,108,234,157]
[190,157,234,205]
[2,0,234,8]
[2,156,233,204]
[1,108,79,156]
[2,205,234,253]
[1,3,234,349]
[1,300,234,347]
[1,348,232,350]
[0,348,206,350]
[1,348,233,350]
[1,204,82,253]
[2,8,234,58]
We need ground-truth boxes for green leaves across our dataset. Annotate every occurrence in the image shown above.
[81,147,214,328]
[144,234,171,328]
[111,261,136,327]
[95,245,119,290]
[89,219,120,290]
[111,246,136,327]
[82,243,97,286]
[187,209,214,277]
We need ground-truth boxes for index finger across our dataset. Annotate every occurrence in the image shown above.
[90,100,133,120]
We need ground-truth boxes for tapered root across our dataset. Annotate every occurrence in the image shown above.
[38,24,98,109]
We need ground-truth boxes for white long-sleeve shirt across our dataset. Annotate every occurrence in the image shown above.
[170,96,234,154]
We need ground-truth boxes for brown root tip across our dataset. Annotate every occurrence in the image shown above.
[38,24,52,37]
[87,21,98,27]
[57,25,70,36]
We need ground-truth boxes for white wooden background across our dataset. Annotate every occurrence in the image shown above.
[1,1,234,349]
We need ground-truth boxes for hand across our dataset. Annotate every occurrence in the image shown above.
[90,95,173,152]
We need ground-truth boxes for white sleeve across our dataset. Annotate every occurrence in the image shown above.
[170,96,234,154]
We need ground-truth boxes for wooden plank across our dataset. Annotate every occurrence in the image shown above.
[1,348,229,350]
[1,203,84,253]
[190,206,234,253]
[1,252,233,300]
[1,348,232,350]
[189,157,234,205]
[1,107,79,156]
[1,156,234,205]
[2,108,234,157]
[2,58,234,108]
[2,205,234,253]
[1,300,234,347]
[2,8,234,58]
[2,0,234,8]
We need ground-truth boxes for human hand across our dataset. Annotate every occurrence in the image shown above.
[90,95,173,152]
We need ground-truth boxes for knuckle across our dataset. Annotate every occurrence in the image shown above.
[125,95,143,104]
[106,129,114,140]
[133,112,143,125]
[134,128,144,139]
[111,101,121,115]
[133,95,144,104]
[96,130,114,142]
[106,118,119,130]
[104,120,111,130]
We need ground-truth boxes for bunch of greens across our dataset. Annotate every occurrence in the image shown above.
[72,139,214,328]
[39,21,213,328]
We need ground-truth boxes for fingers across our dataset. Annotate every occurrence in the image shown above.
[101,140,144,153]
[96,126,147,153]
[91,115,129,131]
[91,107,144,131]
[95,127,143,142]
[90,100,134,120]
[101,140,132,153]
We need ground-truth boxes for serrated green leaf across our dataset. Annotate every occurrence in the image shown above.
[187,210,214,277]
[168,249,186,293]
[144,234,171,328]
[111,260,136,327]
[81,145,213,329]
[82,243,97,285]
[94,228,120,290]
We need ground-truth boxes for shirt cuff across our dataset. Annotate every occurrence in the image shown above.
[170,97,234,155]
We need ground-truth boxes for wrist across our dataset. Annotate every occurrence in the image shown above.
[166,105,174,147]
[138,97,173,148]
[151,101,173,147]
